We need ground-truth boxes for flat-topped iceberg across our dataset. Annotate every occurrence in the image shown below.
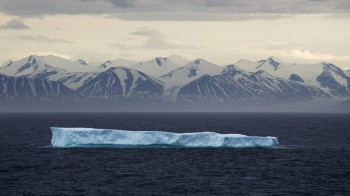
[51,127,279,148]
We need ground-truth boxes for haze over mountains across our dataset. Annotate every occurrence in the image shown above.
[0,54,349,112]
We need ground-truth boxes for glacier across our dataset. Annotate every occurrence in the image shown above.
[51,127,279,148]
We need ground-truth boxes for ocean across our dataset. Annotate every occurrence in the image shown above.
[0,113,349,195]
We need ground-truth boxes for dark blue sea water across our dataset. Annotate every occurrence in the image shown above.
[0,113,349,195]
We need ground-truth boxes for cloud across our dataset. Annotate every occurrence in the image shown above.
[322,13,350,19]
[14,35,75,44]
[115,13,293,21]
[112,39,188,50]
[241,41,350,65]
[112,27,200,50]
[291,49,350,62]
[106,0,134,8]
[142,38,191,49]
[129,27,162,37]
[0,0,349,20]
[248,41,303,50]
[9,52,72,61]
[0,19,30,30]
[0,0,114,16]
[336,0,350,11]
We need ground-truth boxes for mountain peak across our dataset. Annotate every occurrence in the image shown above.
[101,58,138,69]
[184,58,221,71]
[1,60,13,68]
[27,55,42,61]
[266,56,285,64]
[166,55,189,66]
[192,58,210,65]
[321,62,345,74]
[221,64,242,75]
[76,59,88,65]
[268,56,279,61]
[100,61,111,68]
[154,57,168,66]
[237,58,253,64]
[256,56,284,70]
[225,64,239,70]
[25,55,47,66]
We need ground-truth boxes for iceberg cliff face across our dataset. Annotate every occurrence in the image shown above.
[51,127,279,148]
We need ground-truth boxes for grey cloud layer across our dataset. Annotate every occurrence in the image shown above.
[0,0,349,20]
[0,20,30,30]
[112,27,199,49]
[14,35,75,44]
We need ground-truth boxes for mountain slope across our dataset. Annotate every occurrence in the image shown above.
[0,55,95,74]
[0,74,77,101]
[99,56,188,77]
[160,58,224,99]
[77,67,164,98]
[129,57,184,77]
[165,55,189,66]
[234,57,350,96]
[0,55,348,107]
[55,72,100,90]
[177,65,329,104]
[0,55,54,77]
[100,58,139,70]
[316,63,350,96]
[39,55,95,72]
[0,55,100,90]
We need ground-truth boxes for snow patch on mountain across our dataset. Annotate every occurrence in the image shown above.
[76,59,88,65]
[1,54,349,106]
[160,58,224,100]
[100,58,139,70]
[177,64,330,104]
[234,57,350,96]
[77,67,164,98]
[166,55,189,66]
[0,55,96,75]
[129,57,183,77]
[99,55,188,77]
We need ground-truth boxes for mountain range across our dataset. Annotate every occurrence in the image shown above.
[0,54,349,111]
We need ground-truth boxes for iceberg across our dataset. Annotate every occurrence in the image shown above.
[51,127,279,148]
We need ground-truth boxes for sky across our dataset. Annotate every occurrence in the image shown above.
[0,0,350,68]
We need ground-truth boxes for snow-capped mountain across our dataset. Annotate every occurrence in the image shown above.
[177,65,329,104]
[0,55,59,77]
[235,56,286,72]
[55,72,100,90]
[100,58,139,70]
[316,63,350,96]
[77,67,164,98]
[0,55,96,76]
[234,57,350,96]
[160,58,224,99]
[41,55,95,72]
[129,57,184,77]
[165,55,189,66]
[0,73,77,101]
[1,54,349,110]
[0,55,100,90]
[100,55,188,77]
